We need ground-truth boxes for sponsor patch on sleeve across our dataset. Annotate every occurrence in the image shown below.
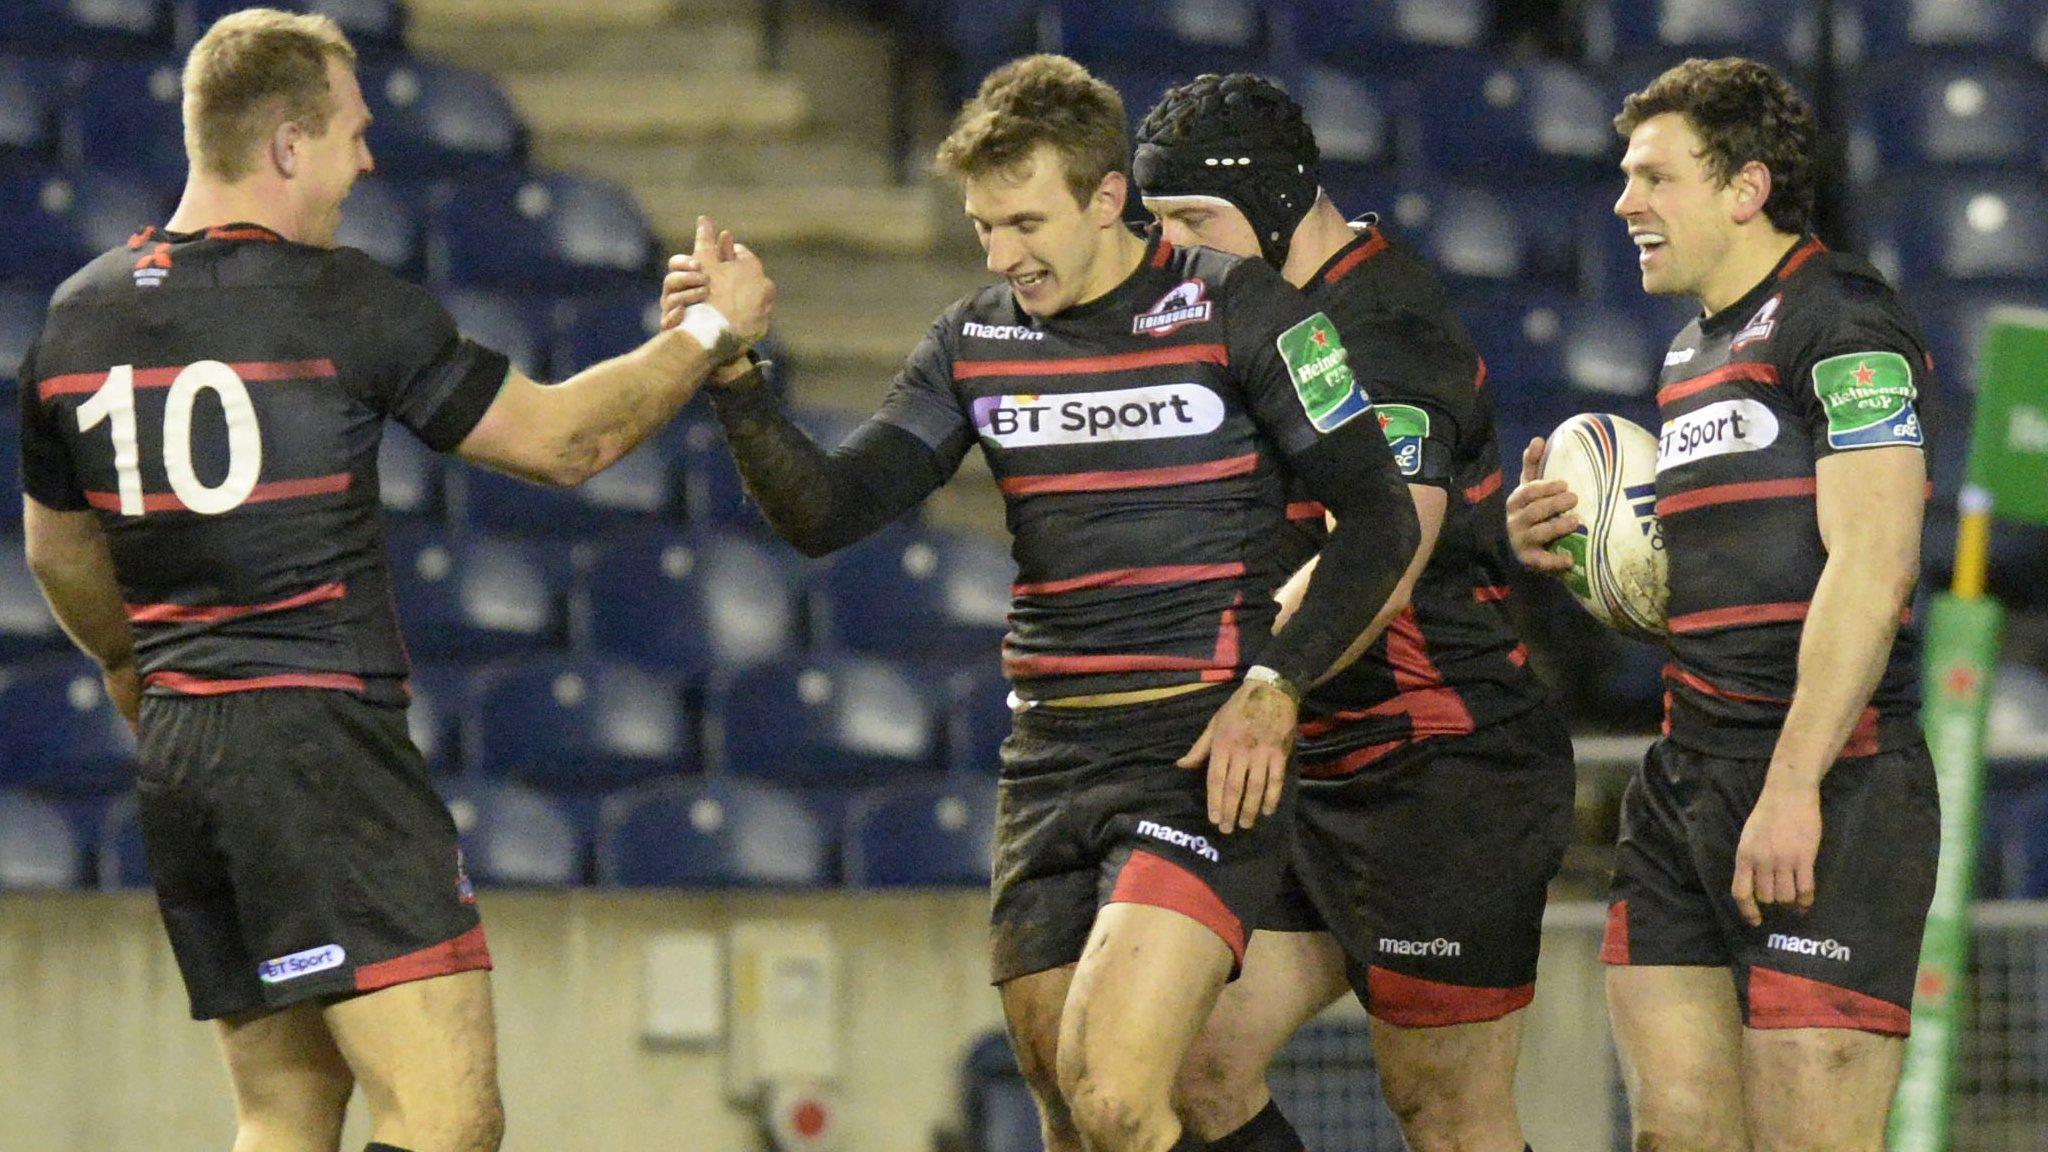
[1812,351,1922,450]
[1277,312,1369,432]
[1374,403,1430,476]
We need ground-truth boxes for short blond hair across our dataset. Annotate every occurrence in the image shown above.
[183,8,357,181]
[934,54,1126,205]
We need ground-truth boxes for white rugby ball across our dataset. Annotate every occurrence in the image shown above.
[1539,413,1669,636]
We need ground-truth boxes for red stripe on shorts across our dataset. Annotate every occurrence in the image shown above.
[1746,967,1910,1036]
[1107,850,1245,970]
[353,924,494,994]
[1366,966,1535,1028]
[1600,900,1631,965]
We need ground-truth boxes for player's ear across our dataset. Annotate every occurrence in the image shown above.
[1730,160,1772,226]
[1090,170,1128,227]
[270,120,304,179]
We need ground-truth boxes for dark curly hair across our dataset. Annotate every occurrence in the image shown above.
[934,54,1127,205]
[1615,57,1817,235]
[1135,72,1318,171]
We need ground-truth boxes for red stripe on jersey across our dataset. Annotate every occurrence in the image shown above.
[1656,361,1779,409]
[1842,707,1881,759]
[1150,239,1175,268]
[1286,500,1325,521]
[206,226,280,242]
[1322,230,1388,284]
[1667,601,1809,633]
[1014,562,1245,596]
[1657,476,1817,517]
[1474,585,1512,602]
[353,924,493,994]
[1366,966,1534,1028]
[1599,901,1631,964]
[954,343,1229,379]
[998,452,1257,496]
[1507,643,1528,666]
[127,581,346,625]
[85,472,352,513]
[1298,686,1475,740]
[146,670,368,695]
[1747,966,1909,1036]
[1665,663,1788,704]
[1463,470,1503,504]
[1005,597,1240,678]
[39,358,338,400]
[1472,358,1488,393]
[1386,609,1443,691]
[1776,237,1826,281]
[1109,851,1245,968]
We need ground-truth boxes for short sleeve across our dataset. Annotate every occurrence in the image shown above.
[17,343,88,511]
[872,314,975,477]
[1795,288,1929,460]
[1221,257,1371,461]
[341,259,511,452]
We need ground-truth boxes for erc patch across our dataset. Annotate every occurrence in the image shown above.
[1813,351,1922,450]
[1277,312,1369,432]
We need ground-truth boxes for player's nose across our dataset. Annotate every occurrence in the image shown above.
[985,231,1023,275]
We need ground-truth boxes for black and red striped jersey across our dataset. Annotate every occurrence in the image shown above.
[18,224,508,704]
[873,233,1406,701]
[1653,236,1929,758]
[1276,221,1556,776]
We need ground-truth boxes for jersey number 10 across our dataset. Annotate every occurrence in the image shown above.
[76,362,265,516]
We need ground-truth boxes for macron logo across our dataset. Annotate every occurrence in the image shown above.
[1135,819,1220,862]
[258,943,347,984]
[963,321,1044,341]
[1379,937,1462,957]
[1767,933,1851,962]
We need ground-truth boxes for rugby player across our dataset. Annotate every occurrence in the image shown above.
[666,55,1419,1152]
[1507,57,1937,1152]
[18,11,771,1151]
[1133,74,1573,1152]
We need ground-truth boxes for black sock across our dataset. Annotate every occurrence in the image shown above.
[364,1144,416,1152]
[1206,1100,1304,1152]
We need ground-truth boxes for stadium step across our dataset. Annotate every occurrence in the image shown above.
[405,0,756,27]
[499,71,807,140]
[637,183,942,254]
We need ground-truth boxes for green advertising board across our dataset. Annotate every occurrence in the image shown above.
[1965,309,2048,529]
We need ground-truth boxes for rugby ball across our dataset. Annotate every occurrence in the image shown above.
[1539,413,1669,636]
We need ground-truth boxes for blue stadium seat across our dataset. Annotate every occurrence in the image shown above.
[0,409,20,518]
[465,654,693,833]
[440,778,584,886]
[946,667,1012,775]
[97,791,150,889]
[1295,65,1396,170]
[0,167,171,287]
[439,288,547,378]
[962,1032,1044,1152]
[1,284,44,386]
[813,524,1013,663]
[387,525,566,660]
[1847,56,2048,185]
[175,0,409,55]
[360,60,523,178]
[337,175,422,273]
[0,0,166,52]
[1457,289,1571,410]
[675,417,761,527]
[843,776,997,887]
[596,776,829,888]
[1987,661,2048,768]
[406,660,467,775]
[0,55,62,159]
[0,788,83,889]
[551,290,663,378]
[1381,181,1575,292]
[0,653,138,797]
[1913,287,2048,396]
[1408,56,1614,179]
[454,441,681,538]
[1862,173,2048,289]
[1994,784,2048,899]
[578,527,806,681]
[427,170,655,294]
[1585,0,1824,67]
[1052,0,1266,66]
[378,425,444,519]
[1552,297,1666,414]
[1288,0,1491,65]
[65,58,189,185]
[0,538,65,660]
[1844,0,2048,64]
[709,651,944,788]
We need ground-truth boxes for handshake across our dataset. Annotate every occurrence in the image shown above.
[660,213,776,370]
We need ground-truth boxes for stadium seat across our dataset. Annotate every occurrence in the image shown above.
[1381,180,1575,292]
[438,288,547,378]
[377,425,444,520]
[578,527,806,681]
[0,410,20,521]
[813,524,1013,663]
[1843,0,2048,64]
[1051,0,1265,65]
[0,0,166,53]
[1847,56,2048,185]
[0,653,139,798]
[1987,661,2048,766]
[1993,785,2048,899]
[386,525,566,660]
[174,0,409,55]
[1552,297,1666,412]
[595,776,829,888]
[455,439,681,539]
[1913,287,2048,396]
[1862,173,2048,289]
[1584,0,1823,67]
[0,789,83,889]
[551,290,663,378]
[1457,289,1571,411]
[0,537,65,661]
[675,417,761,527]
[0,55,61,160]
[336,175,422,273]
[406,660,467,775]
[360,60,524,179]
[1288,0,1492,65]
[96,792,150,889]
[65,59,190,185]
[961,1032,1044,1152]
[0,167,171,288]
[1,284,44,386]
[465,654,694,833]
[946,666,1012,775]
[843,776,997,887]
[1295,65,1396,170]
[440,778,584,886]
[427,170,656,294]
[1408,56,1614,179]
[709,651,944,788]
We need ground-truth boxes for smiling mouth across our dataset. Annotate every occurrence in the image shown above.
[1012,271,1049,289]
[1632,231,1667,258]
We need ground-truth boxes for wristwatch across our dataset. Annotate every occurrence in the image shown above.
[1243,664,1302,705]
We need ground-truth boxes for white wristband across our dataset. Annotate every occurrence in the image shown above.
[680,303,735,359]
